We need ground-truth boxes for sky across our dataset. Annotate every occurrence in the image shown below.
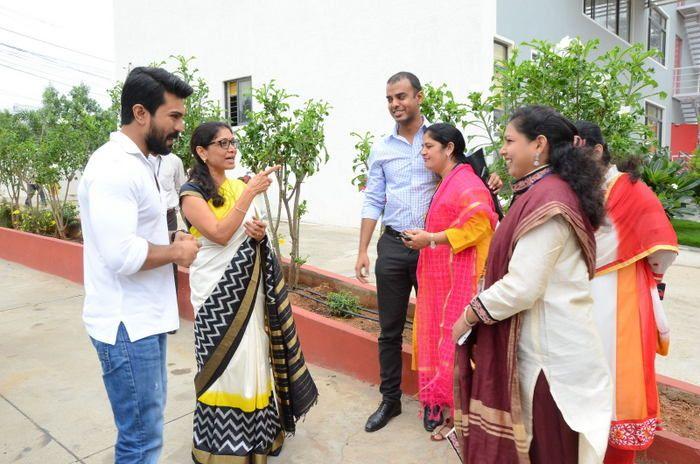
[0,0,116,112]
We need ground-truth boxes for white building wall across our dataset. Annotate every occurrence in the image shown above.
[113,0,496,228]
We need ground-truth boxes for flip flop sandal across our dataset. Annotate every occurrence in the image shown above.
[430,418,453,442]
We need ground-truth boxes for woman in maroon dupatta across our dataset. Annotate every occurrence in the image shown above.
[451,106,613,464]
[401,123,498,438]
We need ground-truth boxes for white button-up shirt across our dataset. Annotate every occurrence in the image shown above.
[149,153,186,210]
[78,131,179,344]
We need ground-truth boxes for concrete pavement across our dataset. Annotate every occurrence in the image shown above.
[0,260,458,464]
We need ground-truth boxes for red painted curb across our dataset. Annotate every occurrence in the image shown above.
[639,430,700,463]
[0,227,83,284]
[658,374,700,397]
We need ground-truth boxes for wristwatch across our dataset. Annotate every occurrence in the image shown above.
[429,233,436,249]
[170,229,187,242]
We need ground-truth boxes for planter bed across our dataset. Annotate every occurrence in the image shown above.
[288,281,413,345]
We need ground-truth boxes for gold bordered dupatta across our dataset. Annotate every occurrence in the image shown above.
[193,236,318,435]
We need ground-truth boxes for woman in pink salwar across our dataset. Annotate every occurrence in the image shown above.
[403,123,498,439]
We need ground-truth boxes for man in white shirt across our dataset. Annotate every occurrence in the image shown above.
[150,152,186,231]
[78,67,199,464]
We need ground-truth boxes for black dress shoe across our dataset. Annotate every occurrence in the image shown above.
[365,400,402,432]
[423,405,444,432]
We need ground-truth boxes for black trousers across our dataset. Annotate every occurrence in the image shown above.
[375,230,419,402]
[166,208,178,232]
[167,208,179,292]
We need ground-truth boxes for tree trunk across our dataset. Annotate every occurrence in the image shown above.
[289,179,304,288]
[282,186,296,288]
[262,192,282,259]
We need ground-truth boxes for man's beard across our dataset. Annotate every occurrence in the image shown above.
[145,123,179,155]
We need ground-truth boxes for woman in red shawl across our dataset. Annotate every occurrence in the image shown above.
[402,123,498,438]
[451,106,613,464]
[575,121,678,464]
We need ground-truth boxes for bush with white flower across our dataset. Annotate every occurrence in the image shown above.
[641,150,700,217]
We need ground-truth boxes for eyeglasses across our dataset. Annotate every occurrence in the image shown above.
[207,138,239,150]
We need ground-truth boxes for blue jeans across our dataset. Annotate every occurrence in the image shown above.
[91,323,168,464]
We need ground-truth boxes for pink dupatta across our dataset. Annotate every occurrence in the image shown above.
[415,163,497,413]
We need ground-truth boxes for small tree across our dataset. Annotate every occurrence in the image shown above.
[237,82,294,259]
[169,56,223,169]
[467,38,665,161]
[350,131,374,191]
[421,83,470,127]
[36,85,114,238]
[237,81,330,287]
[0,110,35,214]
[284,99,330,286]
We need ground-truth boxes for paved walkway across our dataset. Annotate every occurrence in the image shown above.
[0,260,458,464]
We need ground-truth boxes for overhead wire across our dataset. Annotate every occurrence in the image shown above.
[0,25,114,63]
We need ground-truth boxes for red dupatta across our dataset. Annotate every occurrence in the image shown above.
[416,163,497,413]
[596,172,678,276]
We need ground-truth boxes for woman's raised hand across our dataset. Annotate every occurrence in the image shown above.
[246,165,281,195]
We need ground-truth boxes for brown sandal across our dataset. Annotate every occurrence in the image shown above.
[430,417,453,441]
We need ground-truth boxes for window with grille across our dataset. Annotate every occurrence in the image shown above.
[648,6,668,65]
[584,0,631,42]
[224,77,252,127]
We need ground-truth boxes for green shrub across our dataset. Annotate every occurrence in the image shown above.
[641,153,700,218]
[326,291,361,318]
[61,202,81,240]
[16,207,57,236]
[0,201,12,228]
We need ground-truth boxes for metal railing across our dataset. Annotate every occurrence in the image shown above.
[648,0,690,7]
[673,66,700,96]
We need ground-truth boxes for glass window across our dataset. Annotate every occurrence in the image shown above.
[645,102,664,147]
[648,6,667,64]
[584,0,631,42]
[224,77,252,126]
[494,40,509,64]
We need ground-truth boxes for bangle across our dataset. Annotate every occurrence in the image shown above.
[234,205,248,214]
[463,309,475,328]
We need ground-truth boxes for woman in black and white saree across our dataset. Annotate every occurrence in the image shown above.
[180,122,318,463]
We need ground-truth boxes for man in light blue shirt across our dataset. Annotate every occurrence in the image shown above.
[357,72,501,433]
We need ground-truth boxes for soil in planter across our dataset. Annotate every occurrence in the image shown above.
[660,391,700,441]
[289,283,413,345]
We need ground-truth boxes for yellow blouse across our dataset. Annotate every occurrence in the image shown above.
[179,178,247,238]
[445,212,494,278]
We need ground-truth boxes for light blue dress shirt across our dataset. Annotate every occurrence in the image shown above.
[361,118,438,231]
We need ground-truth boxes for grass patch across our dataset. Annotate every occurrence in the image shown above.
[672,219,700,248]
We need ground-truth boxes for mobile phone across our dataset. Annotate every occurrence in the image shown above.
[399,232,412,241]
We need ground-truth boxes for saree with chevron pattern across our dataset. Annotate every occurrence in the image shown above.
[181,179,318,464]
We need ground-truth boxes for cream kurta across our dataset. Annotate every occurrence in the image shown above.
[478,216,613,464]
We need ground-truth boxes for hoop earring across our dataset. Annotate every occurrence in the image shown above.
[533,152,541,167]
